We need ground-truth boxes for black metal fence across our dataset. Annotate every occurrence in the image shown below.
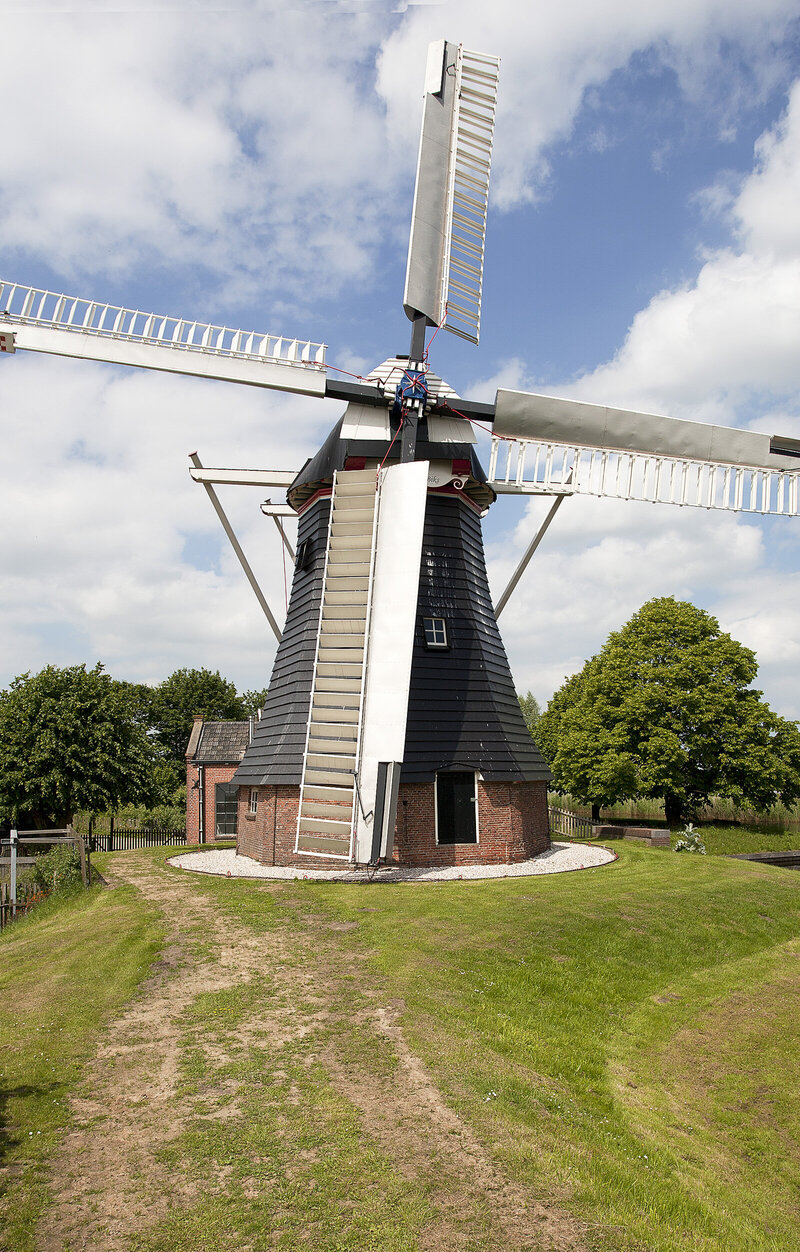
[90,828,187,852]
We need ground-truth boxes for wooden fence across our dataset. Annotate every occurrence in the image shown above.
[548,806,598,840]
[90,828,187,852]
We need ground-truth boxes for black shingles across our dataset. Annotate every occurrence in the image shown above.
[234,463,549,788]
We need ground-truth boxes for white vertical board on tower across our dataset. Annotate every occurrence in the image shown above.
[403,41,500,345]
[354,460,429,863]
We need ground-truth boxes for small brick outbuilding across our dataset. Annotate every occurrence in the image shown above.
[185,717,250,845]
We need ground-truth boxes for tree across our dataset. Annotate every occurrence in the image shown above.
[0,663,156,828]
[541,598,800,825]
[241,687,269,717]
[537,670,612,818]
[149,667,247,780]
[518,690,541,737]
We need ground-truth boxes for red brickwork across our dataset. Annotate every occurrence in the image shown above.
[236,785,338,871]
[236,778,550,867]
[185,762,241,846]
[390,779,550,867]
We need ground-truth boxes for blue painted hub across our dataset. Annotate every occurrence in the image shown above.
[393,368,428,414]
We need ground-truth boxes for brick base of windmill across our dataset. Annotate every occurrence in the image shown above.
[233,780,550,871]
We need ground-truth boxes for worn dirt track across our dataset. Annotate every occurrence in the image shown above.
[38,855,593,1252]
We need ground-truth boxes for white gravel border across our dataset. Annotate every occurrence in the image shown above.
[168,841,616,883]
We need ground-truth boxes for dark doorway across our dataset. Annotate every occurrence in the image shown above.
[436,771,477,844]
[215,782,238,838]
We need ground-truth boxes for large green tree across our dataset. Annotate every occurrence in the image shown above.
[541,598,800,825]
[0,663,156,828]
[149,667,247,780]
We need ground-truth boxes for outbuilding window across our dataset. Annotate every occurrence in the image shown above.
[215,783,239,837]
[423,616,448,649]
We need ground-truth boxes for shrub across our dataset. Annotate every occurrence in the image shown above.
[33,844,84,895]
[674,823,706,854]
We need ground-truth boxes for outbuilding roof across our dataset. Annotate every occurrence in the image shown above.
[192,720,250,764]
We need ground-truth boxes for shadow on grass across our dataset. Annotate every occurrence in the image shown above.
[0,1080,63,1170]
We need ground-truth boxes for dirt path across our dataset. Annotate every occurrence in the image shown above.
[38,856,592,1252]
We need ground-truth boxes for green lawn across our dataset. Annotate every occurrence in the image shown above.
[0,881,164,1252]
[2,842,800,1251]
[275,844,800,1251]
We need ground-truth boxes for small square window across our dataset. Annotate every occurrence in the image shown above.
[423,617,448,648]
[249,788,259,815]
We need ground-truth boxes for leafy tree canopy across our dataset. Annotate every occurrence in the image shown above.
[540,597,800,825]
[518,690,541,737]
[149,667,247,773]
[241,687,269,717]
[0,663,156,828]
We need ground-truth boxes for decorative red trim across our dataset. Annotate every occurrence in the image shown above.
[295,485,333,516]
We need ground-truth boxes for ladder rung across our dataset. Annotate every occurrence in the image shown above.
[311,706,359,725]
[323,590,369,605]
[301,799,354,820]
[298,816,352,835]
[314,677,361,694]
[320,617,367,634]
[332,507,374,523]
[318,639,365,657]
[329,519,374,536]
[306,746,355,766]
[303,784,355,802]
[308,737,357,756]
[329,534,372,551]
[303,768,355,787]
[318,648,366,664]
[327,551,371,567]
[336,469,377,484]
[296,833,351,856]
[313,690,360,708]
[316,662,363,679]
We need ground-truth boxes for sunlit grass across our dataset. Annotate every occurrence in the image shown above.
[0,883,164,1252]
[4,841,800,1250]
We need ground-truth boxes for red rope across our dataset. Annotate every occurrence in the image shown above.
[379,415,405,471]
[440,399,515,441]
[423,306,448,361]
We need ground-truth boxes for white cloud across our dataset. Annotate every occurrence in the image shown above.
[3,1,798,308]
[0,353,336,689]
[2,0,800,728]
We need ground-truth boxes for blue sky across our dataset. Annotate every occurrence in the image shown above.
[2,0,800,719]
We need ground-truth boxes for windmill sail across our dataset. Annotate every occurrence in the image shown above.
[489,387,800,515]
[0,281,327,397]
[403,41,500,345]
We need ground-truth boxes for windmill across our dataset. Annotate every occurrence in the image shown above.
[2,39,799,869]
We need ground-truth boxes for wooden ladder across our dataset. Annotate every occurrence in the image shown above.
[295,468,378,858]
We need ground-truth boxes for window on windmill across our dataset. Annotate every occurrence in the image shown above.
[249,788,259,816]
[295,539,312,570]
[423,617,448,648]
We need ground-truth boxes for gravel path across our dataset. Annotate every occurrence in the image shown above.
[169,840,615,882]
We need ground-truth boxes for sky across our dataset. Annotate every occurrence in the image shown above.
[1,0,800,719]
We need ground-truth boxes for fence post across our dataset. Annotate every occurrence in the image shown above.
[69,825,89,888]
[109,814,114,853]
[10,828,18,919]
